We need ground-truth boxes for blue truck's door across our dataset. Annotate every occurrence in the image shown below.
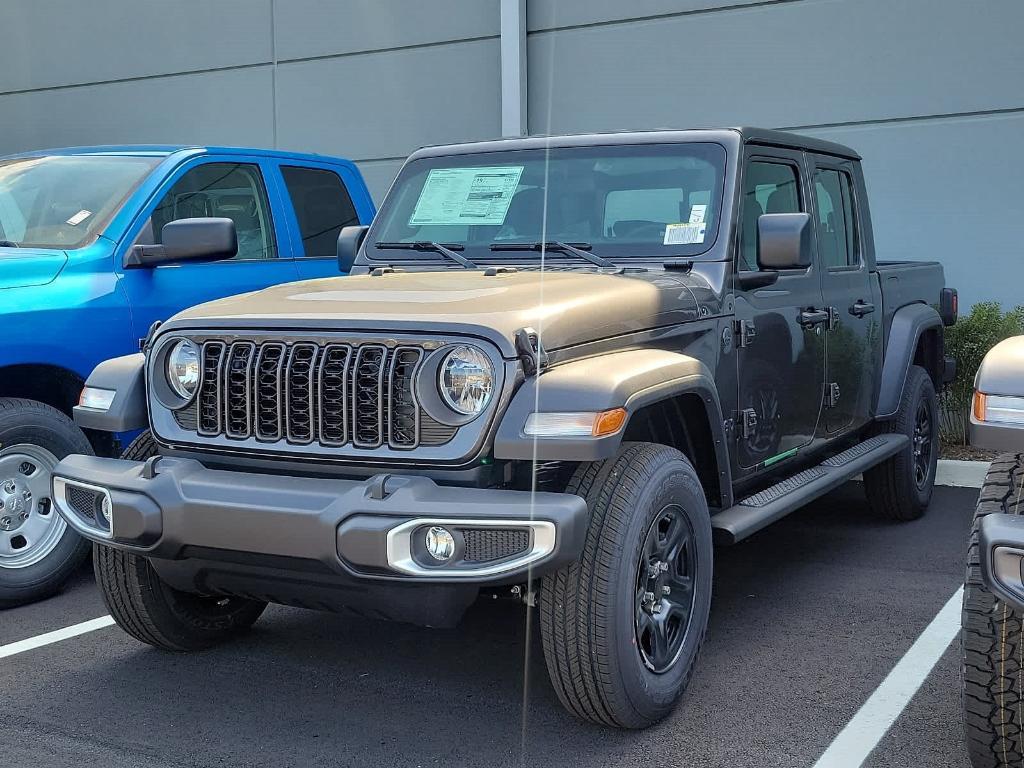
[268,159,372,281]
[116,156,299,340]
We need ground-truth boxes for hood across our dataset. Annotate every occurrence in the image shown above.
[0,248,69,290]
[168,269,712,353]
[975,335,1024,395]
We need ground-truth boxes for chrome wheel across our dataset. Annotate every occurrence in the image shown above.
[0,444,64,569]
[634,504,697,674]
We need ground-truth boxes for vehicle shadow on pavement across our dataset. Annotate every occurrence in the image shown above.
[16,483,977,768]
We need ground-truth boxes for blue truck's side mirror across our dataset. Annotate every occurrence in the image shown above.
[337,225,369,274]
[757,212,813,271]
[124,217,237,268]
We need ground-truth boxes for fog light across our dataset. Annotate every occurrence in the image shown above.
[424,526,455,562]
[100,495,112,524]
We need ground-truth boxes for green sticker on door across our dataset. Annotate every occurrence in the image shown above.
[409,166,525,226]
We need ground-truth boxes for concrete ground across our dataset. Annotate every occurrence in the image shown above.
[1,483,976,768]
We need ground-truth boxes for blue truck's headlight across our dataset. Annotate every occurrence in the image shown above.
[439,344,493,417]
[166,339,200,400]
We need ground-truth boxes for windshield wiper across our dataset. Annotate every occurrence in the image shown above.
[0,240,19,248]
[375,241,477,269]
[489,241,615,269]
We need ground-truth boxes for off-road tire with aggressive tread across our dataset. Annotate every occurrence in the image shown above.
[962,454,1024,767]
[93,431,266,651]
[0,398,93,608]
[539,442,713,728]
[864,365,938,521]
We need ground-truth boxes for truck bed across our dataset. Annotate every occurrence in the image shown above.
[876,260,946,334]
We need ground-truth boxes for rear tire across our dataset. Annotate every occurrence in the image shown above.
[864,365,938,521]
[0,398,93,608]
[539,442,713,728]
[962,454,1024,767]
[93,431,266,651]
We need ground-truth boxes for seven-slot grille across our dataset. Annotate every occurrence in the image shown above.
[189,339,433,450]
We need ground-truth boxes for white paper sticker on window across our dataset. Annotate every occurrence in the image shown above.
[66,210,92,226]
[664,222,706,245]
[688,204,707,225]
[409,166,525,226]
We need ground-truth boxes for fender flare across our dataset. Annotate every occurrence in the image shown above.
[493,349,731,498]
[876,303,943,419]
[73,353,148,432]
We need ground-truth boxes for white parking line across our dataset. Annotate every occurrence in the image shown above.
[0,615,115,659]
[812,587,963,768]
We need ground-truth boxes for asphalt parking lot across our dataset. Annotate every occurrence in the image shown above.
[2,482,976,768]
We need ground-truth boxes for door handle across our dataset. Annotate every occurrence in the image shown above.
[799,308,830,328]
[850,300,876,317]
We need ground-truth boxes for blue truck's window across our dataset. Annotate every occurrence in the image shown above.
[280,166,358,258]
[740,161,802,271]
[814,169,858,268]
[150,163,276,260]
[0,155,159,249]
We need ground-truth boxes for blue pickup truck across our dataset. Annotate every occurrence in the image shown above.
[0,145,374,606]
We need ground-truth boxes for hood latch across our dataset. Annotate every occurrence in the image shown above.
[514,327,549,377]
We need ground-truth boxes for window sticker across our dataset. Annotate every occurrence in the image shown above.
[664,222,706,245]
[409,166,525,226]
[65,209,92,226]
[688,204,707,225]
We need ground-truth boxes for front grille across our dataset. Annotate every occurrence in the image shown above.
[181,338,456,451]
[462,528,531,562]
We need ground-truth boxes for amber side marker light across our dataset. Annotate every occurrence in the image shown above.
[973,391,987,422]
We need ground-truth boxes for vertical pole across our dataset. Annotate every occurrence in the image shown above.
[500,0,527,137]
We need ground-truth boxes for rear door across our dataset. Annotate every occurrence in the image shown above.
[733,148,826,472]
[273,161,366,281]
[808,156,877,435]
[118,155,298,339]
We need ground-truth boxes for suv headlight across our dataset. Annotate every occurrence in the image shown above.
[166,339,200,400]
[439,344,493,417]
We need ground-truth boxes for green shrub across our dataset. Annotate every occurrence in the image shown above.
[940,302,1024,444]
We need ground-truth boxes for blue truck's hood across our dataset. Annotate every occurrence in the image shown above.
[0,248,69,290]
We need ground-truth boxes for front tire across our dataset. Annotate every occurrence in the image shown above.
[94,431,267,651]
[864,365,938,521]
[962,454,1024,767]
[539,442,713,728]
[0,398,93,608]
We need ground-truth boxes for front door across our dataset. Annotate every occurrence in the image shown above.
[117,158,298,340]
[734,151,825,471]
[810,157,878,435]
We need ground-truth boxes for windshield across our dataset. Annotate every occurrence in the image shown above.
[0,154,161,249]
[367,142,727,262]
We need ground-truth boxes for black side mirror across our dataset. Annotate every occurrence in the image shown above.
[124,217,238,268]
[337,225,369,273]
[757,212,813,271]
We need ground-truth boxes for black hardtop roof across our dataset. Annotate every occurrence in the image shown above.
[408,127,860,162]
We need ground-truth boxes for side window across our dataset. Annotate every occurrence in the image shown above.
[740,161,801,271]
[813,168,858,268]
[150,163,276,260]
[280,166,359,258]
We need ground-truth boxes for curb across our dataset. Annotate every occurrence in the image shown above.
[935,459,989,489]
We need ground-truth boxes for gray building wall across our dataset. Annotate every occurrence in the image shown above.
[0,0,1019,308]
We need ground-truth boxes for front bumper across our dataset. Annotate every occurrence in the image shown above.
[980,513,1024,612]
[970,416,1024,453]
[51,455,587,622]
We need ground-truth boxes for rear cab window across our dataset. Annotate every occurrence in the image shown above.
[280,166,360,258]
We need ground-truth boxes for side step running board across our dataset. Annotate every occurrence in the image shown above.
[712,434,909,545]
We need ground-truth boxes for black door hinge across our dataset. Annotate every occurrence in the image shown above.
[825,382,841,408]
[734,319,757,348]
[740,408,758,439]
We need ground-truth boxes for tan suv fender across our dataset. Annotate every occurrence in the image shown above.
[494,348,731,504]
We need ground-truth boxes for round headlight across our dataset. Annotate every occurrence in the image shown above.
[166,339,201,400]
[439,345,494,417]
